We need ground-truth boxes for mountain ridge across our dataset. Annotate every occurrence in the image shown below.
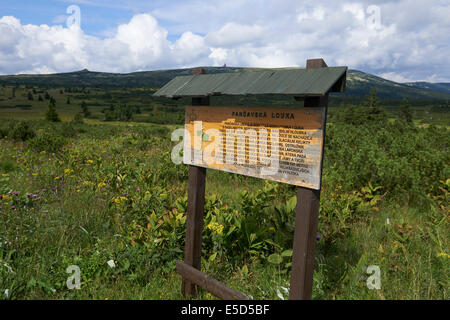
[1,67,449,101]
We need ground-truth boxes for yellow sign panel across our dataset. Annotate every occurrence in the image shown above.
[183,106,325,190]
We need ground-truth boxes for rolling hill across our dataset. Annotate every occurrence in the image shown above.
[0,67,449,102]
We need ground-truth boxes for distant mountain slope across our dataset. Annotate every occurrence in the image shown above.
[345,70,450,100]
[0,67,243,89]
[1,67,449,100]
[404,82,450,94]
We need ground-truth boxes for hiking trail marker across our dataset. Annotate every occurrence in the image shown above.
[154,58,347,300]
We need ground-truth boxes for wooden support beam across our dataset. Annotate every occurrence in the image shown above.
[289,59,329,300]
[177,261,249,300]
[181,67,208,298]
[182,165,206,297]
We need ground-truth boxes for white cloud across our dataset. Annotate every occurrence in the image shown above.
[208,48,228,66]
[172,31,208,66]
[206,23,265,47]
[0,0,449,82]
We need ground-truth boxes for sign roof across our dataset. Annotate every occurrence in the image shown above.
[154,67,347,98]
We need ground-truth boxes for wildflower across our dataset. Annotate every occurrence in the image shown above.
[87,159,94,164]
[32,173,38,176]
[1,173,9,177]
[276,288,285,300]
[268,227,275,231]
[98,182,107,188]
[26,193,31,197]
[207,222,224,235]
[54,176,61,180]
[107,260,116,268]
[10,206,15,210]
[316,235,321,241]
[13,192,18,196]
[32,194,37,198]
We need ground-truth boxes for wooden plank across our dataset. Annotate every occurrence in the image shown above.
[289,187,321,299]
[181,69,209,298]
[289,59,329,300]
[183,105,326,190]
[182,165,206,297]
[177,261,249,300]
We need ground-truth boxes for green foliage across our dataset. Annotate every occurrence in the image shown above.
[326,111,449,206]
[400,98,413,123]
[81,101,90,117]
[103,104,134,121]
[0,84,448,300]
[27,131,66,153]
[72,112,84,124]
[45,100,60,122]
[8,121,36,141]
[332,90,387,126]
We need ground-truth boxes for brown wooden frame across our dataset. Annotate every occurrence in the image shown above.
[179,59,330,300]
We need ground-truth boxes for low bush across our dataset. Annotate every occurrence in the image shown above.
[27,132,67,153]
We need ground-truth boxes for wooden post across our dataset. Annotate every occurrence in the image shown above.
[289,58,329,300]
[181,67,208,298]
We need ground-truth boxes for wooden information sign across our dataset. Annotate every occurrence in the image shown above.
[154,58,347,301]
[183,106,325,190]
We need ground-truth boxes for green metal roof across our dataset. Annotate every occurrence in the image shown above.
[153,67,347,98]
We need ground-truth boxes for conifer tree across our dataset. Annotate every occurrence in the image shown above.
[400,98,413,123]
[45,100,60,122]
[81,101,90,117]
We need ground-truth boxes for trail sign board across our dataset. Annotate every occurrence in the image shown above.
[183,106,325,190]
[154,59,347,300]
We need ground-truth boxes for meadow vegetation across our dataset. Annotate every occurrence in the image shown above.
[0,86,448,300]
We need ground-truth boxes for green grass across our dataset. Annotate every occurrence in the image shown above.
[0,86,448,300]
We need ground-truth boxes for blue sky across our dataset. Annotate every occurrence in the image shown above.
[1,0,449,82]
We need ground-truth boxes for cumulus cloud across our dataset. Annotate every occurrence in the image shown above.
[206,23,265,47]
[0,0,449,82]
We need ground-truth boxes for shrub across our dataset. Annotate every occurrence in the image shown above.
[28,132,67,153]
[324,117,449,205]
[72,112,84,124]
[9,121,36,141]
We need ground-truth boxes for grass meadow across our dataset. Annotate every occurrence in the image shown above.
[0,85,448,300]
